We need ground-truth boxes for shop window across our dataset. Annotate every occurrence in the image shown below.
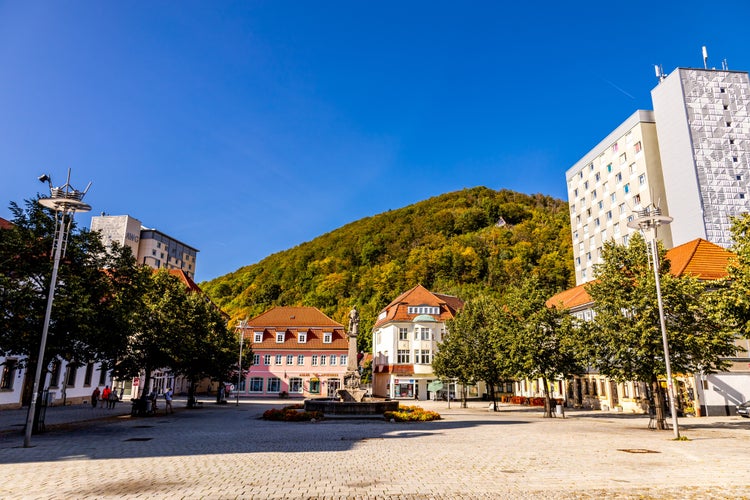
[0,359,17,390]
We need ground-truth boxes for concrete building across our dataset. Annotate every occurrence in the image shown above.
[371,284,464,400]
[567,65,750,285]
[91,214,198,279]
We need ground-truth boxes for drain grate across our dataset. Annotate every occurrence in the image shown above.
[124,437,153,442]
[618,448,660,454]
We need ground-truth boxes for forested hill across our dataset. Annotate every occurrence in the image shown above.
[201,186,574,347]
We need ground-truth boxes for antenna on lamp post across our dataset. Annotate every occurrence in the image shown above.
[627,204,680,439]
[24,169,91,448]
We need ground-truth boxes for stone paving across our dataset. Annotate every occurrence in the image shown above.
[0,398,748,499]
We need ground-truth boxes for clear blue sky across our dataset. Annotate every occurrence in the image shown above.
[2,2,749,282]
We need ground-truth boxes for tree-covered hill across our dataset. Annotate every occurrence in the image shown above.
[201,186,574,351]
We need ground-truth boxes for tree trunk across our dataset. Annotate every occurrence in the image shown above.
[651,376,667,430]
[461,384,467,408]
[542,377,553,418]
[187,380,196,408]
[488,382,497,411]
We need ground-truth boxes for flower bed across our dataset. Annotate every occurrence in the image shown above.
[262,404,323,422]
[384,405,441,422]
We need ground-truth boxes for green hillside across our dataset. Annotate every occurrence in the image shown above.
[201,186,574,350]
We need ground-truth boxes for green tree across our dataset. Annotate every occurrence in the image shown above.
[502,278,585,417]
[586,234,736,429]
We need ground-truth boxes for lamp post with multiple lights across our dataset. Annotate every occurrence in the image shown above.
[626,204,680,439]
[235,319,247,406]
[24,170,91,448]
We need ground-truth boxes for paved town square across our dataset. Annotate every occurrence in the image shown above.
[0,399,748,499]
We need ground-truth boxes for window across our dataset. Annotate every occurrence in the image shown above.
[309,379,320,394]
[639,174,646,185]
[584,180,589,189]
[267,378,281,393]
[619,203,626,215]
[740,193,746,200]
[615,172,622,184]
[1,359,17,389]
[574,231,578,241]
[415,349,431,364]
[598,201,603,210]
[575,257,581,266]
[629,163,636,175]
[419,328,431,340]
[595,218,600,227]
[65,364,78,387]
[595,172,600,182]
[323,332,332,343]
[98,362,107,386]
[320,355,326,366]
[286,355,294,365]
[733,157,738,163]
[633,194,641,205]
[289,377,303,393]
[624,183,630,194]
[249,377,263,392]
[574,188,579,197]
[263,354,271,365]
[606,211,612,221]
[84,362,94,386]
[330,355,337,365]
[50,360,61,387]
[619,153,627,165]
[297,355,304,365]
[612,143,619,153]
[340,355,347,366]
[592,189,597,200]
[587,252,592,262]
[407,306,440,315]
[610,193,616,203]
[614,222,620,235]
[298,332,307,343]
[738,175,743,181]
[398,328,408,340]
[623,234,630,245]
[253,354,260,366]
[276,332,284,343]
[634,141,642,153]
[275,355,283,365]
[397,350,411,363]
[254,332,262,343]
[311,355,318,366]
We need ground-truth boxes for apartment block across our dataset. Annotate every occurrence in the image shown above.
[91,214,199,279]
[567,66,750,285]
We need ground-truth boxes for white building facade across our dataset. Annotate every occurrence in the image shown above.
[91,214,199,279]
[567,66,750,286]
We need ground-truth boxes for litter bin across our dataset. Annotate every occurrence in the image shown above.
[556,404,564,417]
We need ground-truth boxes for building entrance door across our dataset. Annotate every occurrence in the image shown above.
[327,378,340,397]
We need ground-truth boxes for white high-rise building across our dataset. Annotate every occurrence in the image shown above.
[567,66,750,285]
[91,214,199,279]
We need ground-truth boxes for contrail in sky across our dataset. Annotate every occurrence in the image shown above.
[601,77,636,99]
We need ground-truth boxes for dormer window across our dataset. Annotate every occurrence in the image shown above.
[276,332,284,343]
[253,332,262,343]
[407,306,440,315]
[298,332,307,343]
[323,332,332,343]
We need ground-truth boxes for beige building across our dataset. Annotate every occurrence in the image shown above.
[91,214,198,279]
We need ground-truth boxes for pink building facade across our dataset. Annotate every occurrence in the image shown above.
[238,306,348,398]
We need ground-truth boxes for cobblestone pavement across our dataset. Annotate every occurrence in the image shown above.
[0,399,749,499]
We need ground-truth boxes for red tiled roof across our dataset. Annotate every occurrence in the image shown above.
[0,217,13,230]
[246,306,347,351]
[373,284,464,328]
[167,269,202,293]
[546,238,734,310]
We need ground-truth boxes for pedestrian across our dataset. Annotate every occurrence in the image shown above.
[164,387,173,414]
[91,387,100,409]
[108,387,119,408]
[101,385,111,408]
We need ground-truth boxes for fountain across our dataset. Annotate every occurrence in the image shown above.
[304,306,398,417]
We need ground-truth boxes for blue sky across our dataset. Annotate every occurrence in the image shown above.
[2,1,750,282]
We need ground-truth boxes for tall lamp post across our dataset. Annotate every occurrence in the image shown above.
[627,205,680,439]
[24,170,91,448]
[235,319,247,406]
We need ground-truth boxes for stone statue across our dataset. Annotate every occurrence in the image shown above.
[348,306,359,338]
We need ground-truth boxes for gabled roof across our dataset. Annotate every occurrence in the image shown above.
[373,284,464,328]
[0,217,13,230]
[247,306,344,329]
[546,238,734,310]
[167,269,202,293]
[246,306,347,351]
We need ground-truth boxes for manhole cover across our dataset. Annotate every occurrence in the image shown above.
[618,448,660,454]
[124,437,153,442]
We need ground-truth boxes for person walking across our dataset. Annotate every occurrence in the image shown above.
[108,387,119,408]
[164,387,173,414]
[101,386,111,408]
[91,387,100,409]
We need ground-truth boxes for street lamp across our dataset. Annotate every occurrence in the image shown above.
[627,204,680,439]
[236,319,247,406]
[24,170,91,448]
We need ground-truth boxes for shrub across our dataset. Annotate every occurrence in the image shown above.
[384,405,441,422]
[262,405,322,422]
